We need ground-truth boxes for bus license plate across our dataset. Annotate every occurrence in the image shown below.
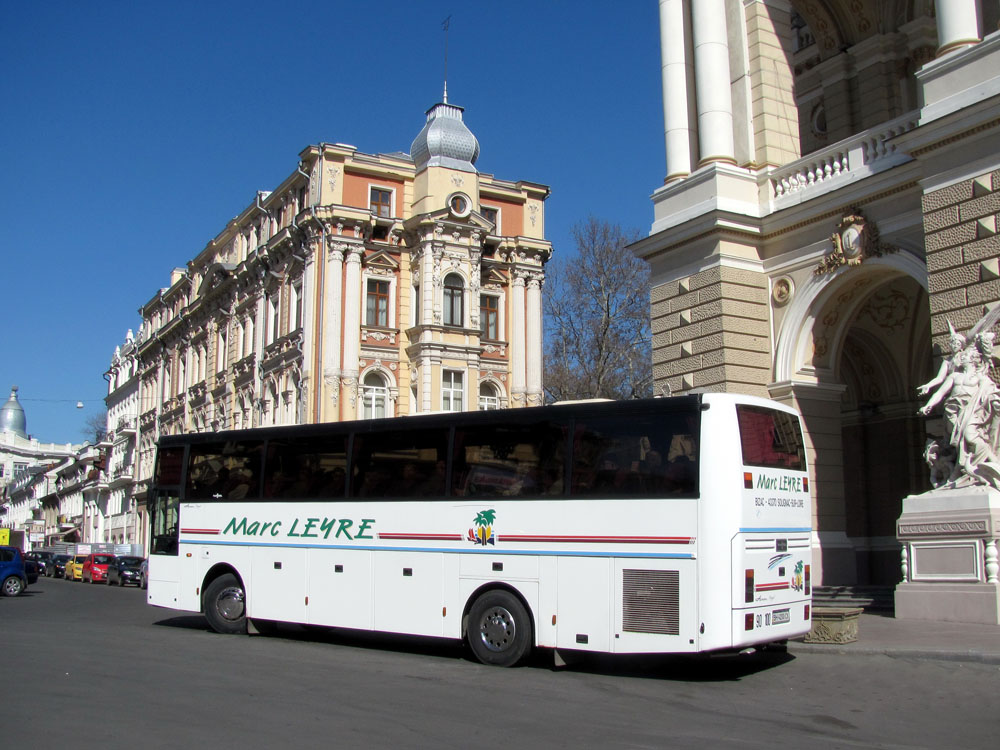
[772,608,790,625]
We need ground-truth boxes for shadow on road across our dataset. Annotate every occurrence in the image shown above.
[151,614,794,681]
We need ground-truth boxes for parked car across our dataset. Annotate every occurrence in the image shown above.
[65,554,87,581]
[139,559,148,590]
[0,545,29,596]
[25,551,54,575]
[81,553,116,584]
[50,553,72,578]
[23,559,39,585]
[107,556,145,587]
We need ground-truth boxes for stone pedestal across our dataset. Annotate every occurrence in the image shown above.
[803,607,862,643]
[895,487,1000,625]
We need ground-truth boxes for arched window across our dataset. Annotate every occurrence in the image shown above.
[443,274,464,327]
[479,382,500,411]
[361,372,389,419]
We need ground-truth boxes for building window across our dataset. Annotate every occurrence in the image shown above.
[481,205,499,232]
[370,187,392,218]
[266,293,279,345]
[443,274,464,327]
[413,285,421,326]
[366,279,390,327]
[217,328,228,371]
[361,372,389,419]
[291,282,303,332]
[442,371,463,412]
[480,295,498,339]
[479,382,500,411]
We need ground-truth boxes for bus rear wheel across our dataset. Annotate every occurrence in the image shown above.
[203,573,248,635]
[467,590,532,667]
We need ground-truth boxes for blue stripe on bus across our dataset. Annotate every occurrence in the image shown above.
[739,527,811,534]
[181,539,695,559]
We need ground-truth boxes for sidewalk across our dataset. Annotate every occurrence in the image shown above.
[788,613,1000,664]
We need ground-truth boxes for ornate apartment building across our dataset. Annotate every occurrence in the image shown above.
[633,0,1000,587]
[130,97,551,509]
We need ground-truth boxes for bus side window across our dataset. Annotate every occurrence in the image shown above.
[263,436,348,500]
[571,414,699,497]
[452,421,568,499]
[350,429,449,499]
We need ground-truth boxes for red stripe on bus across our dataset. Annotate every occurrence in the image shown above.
[377,533,464,541]
[755,582,790,591]
[181,528,220,535]
[498,535,694,544]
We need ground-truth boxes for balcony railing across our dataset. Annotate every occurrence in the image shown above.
[768,112,918,207]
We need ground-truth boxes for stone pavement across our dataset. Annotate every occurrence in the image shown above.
[788,612,1000,664]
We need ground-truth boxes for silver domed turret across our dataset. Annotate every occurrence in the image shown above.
[410,100,480,173]
[0,386,28,438]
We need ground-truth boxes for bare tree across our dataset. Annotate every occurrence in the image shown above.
[544,217,652,402]
[81,410,108,443]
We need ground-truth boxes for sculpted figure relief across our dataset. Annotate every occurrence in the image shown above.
[919,314,1000,490]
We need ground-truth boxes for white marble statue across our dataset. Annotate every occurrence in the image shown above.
[919,310,1000,490]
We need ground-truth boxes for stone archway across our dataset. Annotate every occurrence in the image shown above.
[771,253,931,586]
[837,277,933,584]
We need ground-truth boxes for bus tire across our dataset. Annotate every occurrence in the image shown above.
[467,590,532,667]
[203,573,248,635]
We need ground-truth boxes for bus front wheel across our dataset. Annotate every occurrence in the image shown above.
[467,590,532,667]
[203,573,248,635]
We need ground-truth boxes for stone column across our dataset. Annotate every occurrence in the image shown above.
[341,246,363,419]
[660,0,694,180]
[322,243,345,413]
[525,273,543,406]
[691,0,736,165]
[510,272,527,407]
[934,0,981,56]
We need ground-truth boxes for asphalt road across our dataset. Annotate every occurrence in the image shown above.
[4,576,996,749]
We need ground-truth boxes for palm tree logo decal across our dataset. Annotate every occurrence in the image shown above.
[791,560,804,592]
[468,509,496,546]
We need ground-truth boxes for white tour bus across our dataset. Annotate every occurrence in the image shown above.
[147,393,812,666]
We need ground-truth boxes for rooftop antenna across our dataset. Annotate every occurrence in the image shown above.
[442,14,452,103]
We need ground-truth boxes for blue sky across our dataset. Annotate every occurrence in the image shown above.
[0,1,665,443]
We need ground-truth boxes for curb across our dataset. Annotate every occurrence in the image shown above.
[788,641,1000,665]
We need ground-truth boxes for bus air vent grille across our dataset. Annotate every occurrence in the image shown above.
[622,569,680,635]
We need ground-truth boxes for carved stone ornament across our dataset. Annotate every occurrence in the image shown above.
[771,277,793,306]
[815,210,897,275]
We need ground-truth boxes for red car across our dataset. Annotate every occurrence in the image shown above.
[81,553,116,584]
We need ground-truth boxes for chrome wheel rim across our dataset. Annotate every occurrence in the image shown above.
[215,586,245,622]
[478,605,517,653]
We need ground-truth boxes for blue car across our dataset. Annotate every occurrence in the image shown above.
[0,546,29,596]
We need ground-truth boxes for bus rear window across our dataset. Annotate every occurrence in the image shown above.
[736,406,805,470]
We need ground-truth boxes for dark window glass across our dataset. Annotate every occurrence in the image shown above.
[186,441,263,500]
[443,274,464,327]
[155,446,185,485]
[370,188,391,218]
[480,295,498,339]
[453,421,568,498]
[481,206,498,229]
[571,412,699,497]
[150,492,179,556]
[351,429,449,499]
[736,406,805,469]
[366,279,390,327]
[263,436,348,499]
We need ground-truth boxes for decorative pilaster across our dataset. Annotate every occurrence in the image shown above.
[691,0,735,165]
[322,241,345,417]
[511,272,527,407]
[341,246,363,420]
[525,273,543,406]
[659,0,693,180]
[934,0,980,56]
